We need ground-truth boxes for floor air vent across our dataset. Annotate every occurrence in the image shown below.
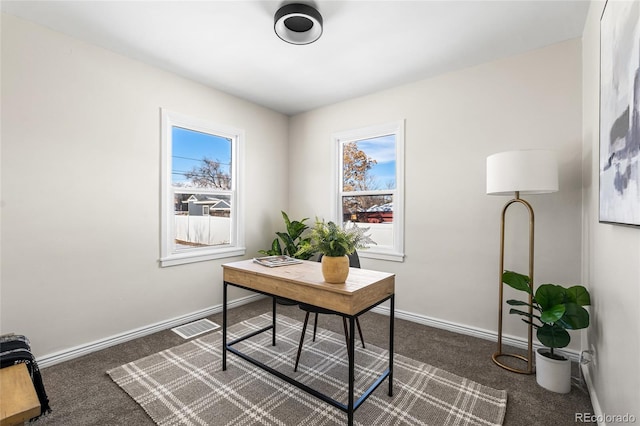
[171,319,220,339]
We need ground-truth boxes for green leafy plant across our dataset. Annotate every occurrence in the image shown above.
[296,219,375,258]
[503,270,591,359]
[259,211,315,260]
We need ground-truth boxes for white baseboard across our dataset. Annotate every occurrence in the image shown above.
[580,362,605,425]
[37,294,263,368]
[370,305,581,362]
[38,294,580,368]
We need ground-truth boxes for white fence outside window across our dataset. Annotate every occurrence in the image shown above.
[174,216,230,247]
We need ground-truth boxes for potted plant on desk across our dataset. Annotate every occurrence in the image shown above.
[296,219,375,283]
[503,270,591,393]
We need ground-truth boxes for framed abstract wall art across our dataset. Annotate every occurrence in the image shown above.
[599,0,640,226]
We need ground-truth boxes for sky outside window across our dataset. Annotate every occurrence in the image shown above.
[355,134,396,189]
[171,126,232,187]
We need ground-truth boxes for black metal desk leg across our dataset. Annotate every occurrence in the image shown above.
[389,294,395,396]
[223,281,228,371]
[348,316,355,426]
[272,297,276,346]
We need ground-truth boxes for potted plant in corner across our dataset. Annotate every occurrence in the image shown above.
[259,211,316,260]
[296,219,375,283]
[503,270,591,393]
[259,211,316,304]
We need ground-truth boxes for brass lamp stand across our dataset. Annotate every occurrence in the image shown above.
[491,191,534,374]
[486,149,558,376]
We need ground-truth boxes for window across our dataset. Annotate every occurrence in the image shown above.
[160,109,244,267]
[334,120,405,262]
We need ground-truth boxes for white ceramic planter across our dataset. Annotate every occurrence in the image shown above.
[535,348,571,393]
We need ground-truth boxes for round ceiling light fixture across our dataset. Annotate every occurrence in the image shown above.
[274,3,323,45]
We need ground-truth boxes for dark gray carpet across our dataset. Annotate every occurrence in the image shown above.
[34,298,594,425]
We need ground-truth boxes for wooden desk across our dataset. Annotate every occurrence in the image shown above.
[0,363,40,426]
[222,259,395,426]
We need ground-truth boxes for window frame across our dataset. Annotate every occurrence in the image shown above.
[333,120,405,262]
[160,109,245,267]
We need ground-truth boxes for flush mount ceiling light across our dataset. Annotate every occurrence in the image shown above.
[274,3,323,45]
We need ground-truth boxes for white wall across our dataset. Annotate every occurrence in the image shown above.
[289,39,584,349]
[0,14,289,358]
[4,13,620,400]
[581,1,640,420]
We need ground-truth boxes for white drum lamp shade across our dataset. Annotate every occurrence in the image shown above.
[486,150,558,196]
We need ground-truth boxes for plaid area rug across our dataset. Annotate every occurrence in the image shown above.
[107,314,507,425]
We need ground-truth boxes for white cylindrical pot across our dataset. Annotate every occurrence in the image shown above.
[535,348,571,393]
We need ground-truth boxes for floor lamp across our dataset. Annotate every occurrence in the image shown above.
[486,150,558,374]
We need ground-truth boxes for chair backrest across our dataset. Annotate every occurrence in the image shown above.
[317,251,361,268]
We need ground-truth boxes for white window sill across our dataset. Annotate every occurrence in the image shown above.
[358,248,404,262]
[160,247,246,267]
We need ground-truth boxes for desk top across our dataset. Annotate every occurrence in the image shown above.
[223,259,394,315]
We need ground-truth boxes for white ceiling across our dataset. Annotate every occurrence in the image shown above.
[1,1,590,116]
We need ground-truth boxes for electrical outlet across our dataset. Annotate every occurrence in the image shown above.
[579,347,595,367]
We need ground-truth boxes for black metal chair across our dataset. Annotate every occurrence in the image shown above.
[294,252,365,372]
